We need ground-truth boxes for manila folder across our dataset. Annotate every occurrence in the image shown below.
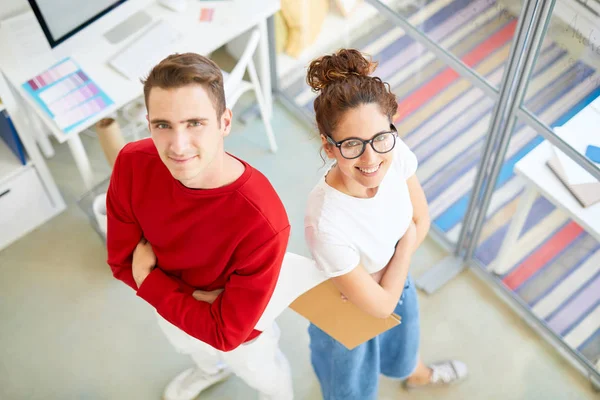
[289,279,401,350]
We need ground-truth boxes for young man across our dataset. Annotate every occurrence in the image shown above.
[106,53,293,400]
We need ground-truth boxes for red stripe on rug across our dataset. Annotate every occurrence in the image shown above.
[394,19,517,122]
[503,221,584,290]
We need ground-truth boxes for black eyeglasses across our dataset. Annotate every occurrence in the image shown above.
[326,124,398,159]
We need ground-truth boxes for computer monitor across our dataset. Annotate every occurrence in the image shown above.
[27,0,152,51]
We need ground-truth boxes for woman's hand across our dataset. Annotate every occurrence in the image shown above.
[193,289,224,304]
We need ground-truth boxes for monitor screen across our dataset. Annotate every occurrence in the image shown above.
[28,0,128,48]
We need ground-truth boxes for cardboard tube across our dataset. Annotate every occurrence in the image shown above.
[96,118,125,167]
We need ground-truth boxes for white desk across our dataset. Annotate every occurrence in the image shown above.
[492,97,600,275]
[0,0,279,189]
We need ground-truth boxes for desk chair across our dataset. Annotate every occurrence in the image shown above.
[223,28,278,153]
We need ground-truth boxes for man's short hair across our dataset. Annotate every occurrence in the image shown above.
[142,53,226,120]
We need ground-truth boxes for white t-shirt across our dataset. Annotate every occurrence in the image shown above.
[305,138,418,277]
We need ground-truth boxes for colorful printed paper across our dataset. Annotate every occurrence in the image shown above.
[21,58,113,133]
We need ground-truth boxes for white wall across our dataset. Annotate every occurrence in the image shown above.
[0,0,29,21]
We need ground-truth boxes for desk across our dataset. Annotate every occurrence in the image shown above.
[0,0,279,189]
[492,97,600,275]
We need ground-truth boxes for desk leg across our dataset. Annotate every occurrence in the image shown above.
[258,19,273,119]
[29,112,55,158]
[490,185,538,275]
[67,135,94,189]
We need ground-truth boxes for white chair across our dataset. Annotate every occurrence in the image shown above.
[223,28,278,153]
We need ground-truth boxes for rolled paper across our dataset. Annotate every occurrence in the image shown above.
[96,118,125,168]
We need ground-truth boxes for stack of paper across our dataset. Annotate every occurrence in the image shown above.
[549,126,600,208]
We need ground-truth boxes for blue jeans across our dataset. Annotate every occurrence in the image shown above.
[308,276,420,400]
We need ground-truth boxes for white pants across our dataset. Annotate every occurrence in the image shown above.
[157,314,293,400]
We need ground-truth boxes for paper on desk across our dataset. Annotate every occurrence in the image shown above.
[591,97,600,116]
[254,252,327,331]
[552,126,600,185]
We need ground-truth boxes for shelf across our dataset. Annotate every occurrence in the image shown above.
[276,0,401,86]
[0,138,28,184]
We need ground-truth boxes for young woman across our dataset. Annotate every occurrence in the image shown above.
[304,49,468,399]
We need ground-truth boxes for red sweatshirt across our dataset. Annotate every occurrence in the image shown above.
[106,139,290,351]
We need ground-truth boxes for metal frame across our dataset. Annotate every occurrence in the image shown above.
[464,0,558,259]
[456,0,539,257]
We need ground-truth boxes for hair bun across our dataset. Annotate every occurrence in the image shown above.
[306,49,377,92]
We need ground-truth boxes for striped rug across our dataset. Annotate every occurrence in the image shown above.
[282,0,600,372]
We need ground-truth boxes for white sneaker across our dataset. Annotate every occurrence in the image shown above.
[163,366,232,400]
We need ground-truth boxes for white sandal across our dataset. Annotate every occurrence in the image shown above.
[403,360,468,390]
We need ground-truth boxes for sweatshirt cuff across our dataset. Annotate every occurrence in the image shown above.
[136,268,180,308]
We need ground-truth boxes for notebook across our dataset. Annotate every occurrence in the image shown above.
[547,155,600,208]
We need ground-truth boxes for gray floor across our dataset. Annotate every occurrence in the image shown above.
[0,100,598,400]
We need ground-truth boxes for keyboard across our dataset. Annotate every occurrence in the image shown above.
[108,20,182,81]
